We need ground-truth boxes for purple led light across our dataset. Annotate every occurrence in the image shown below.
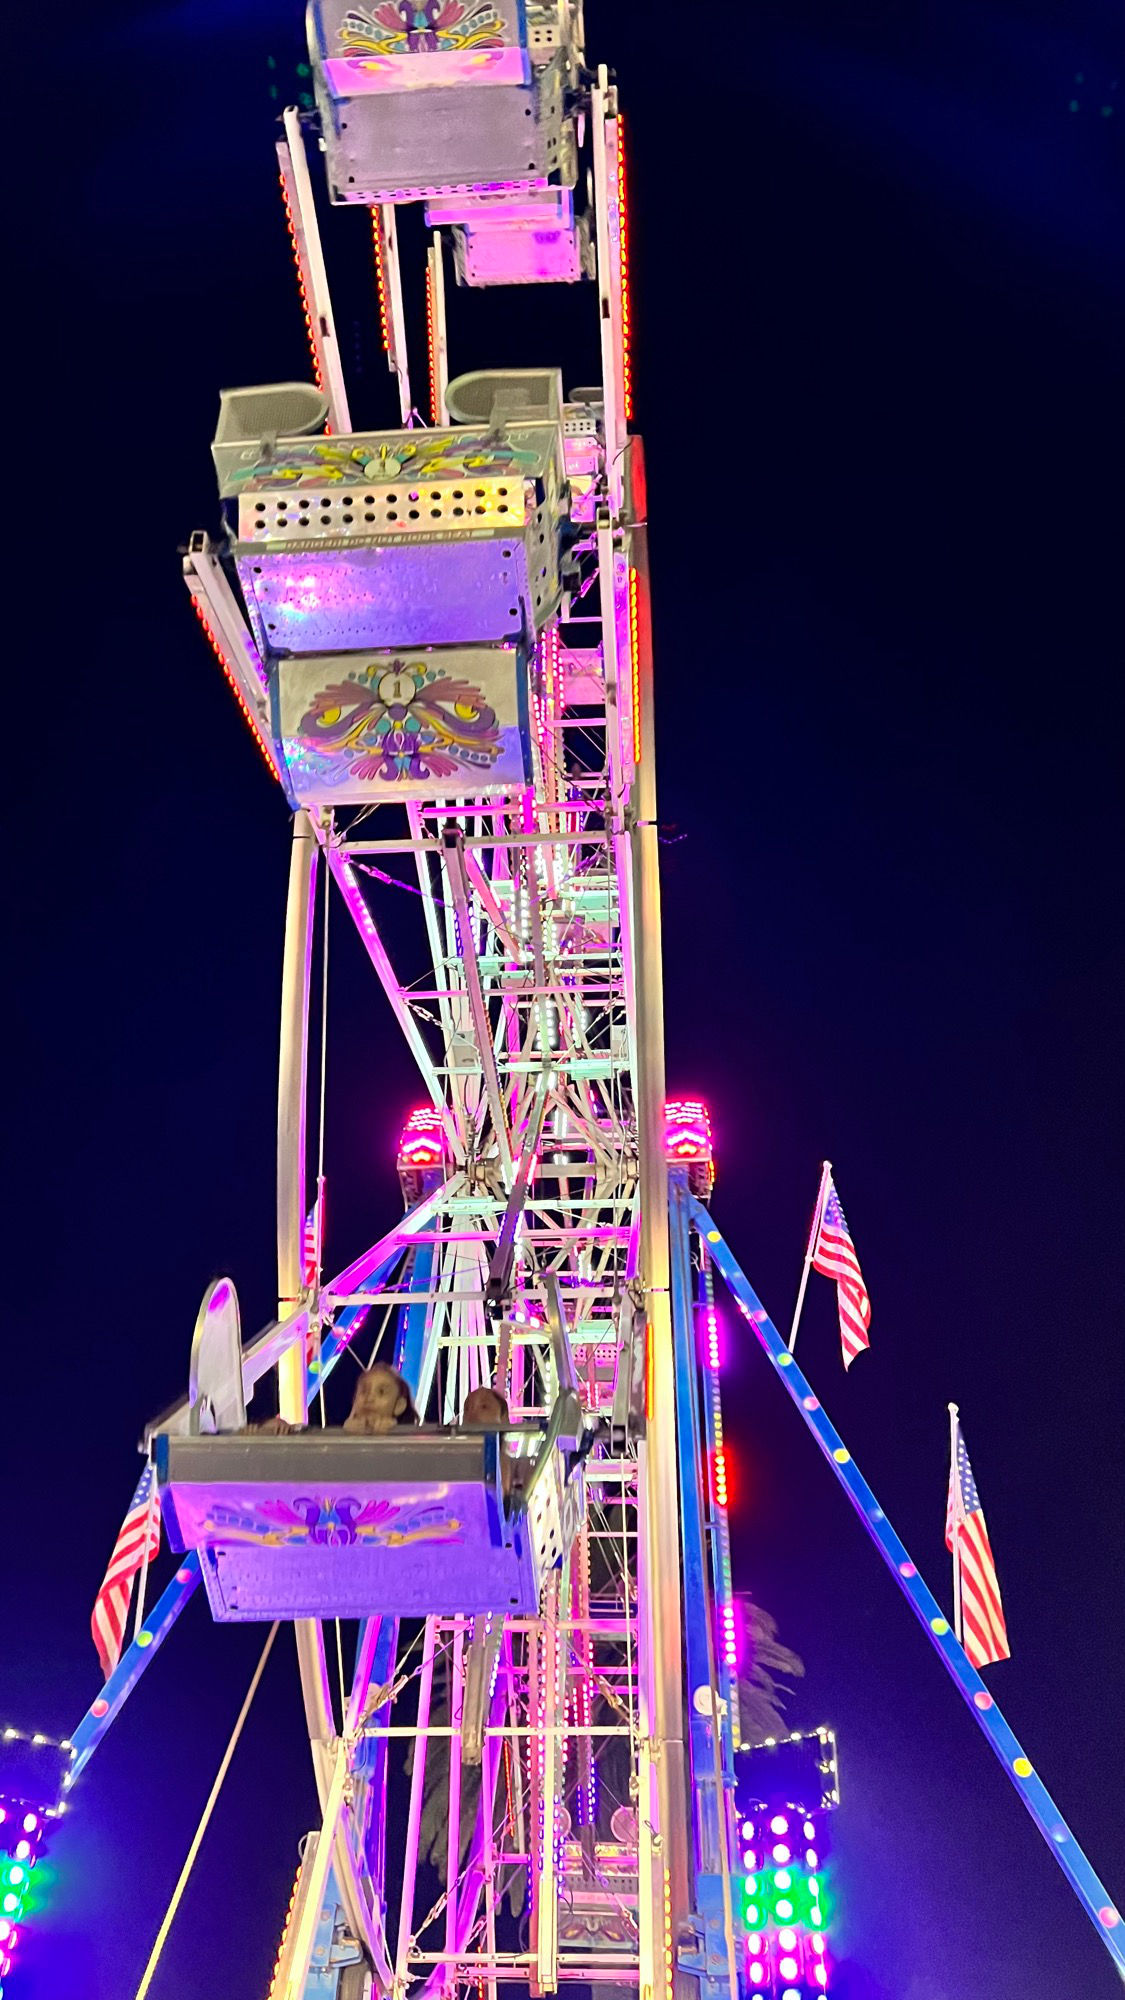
[720,1600,738,1669]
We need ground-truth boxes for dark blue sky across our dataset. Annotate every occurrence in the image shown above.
[5,2,1123,1996]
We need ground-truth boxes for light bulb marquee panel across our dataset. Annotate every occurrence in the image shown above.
[736,1731,839,1998]
[0,1729,71,1997]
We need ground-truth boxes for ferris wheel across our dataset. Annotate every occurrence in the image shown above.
[42,9,1124,2000]
[71,15,721,1997]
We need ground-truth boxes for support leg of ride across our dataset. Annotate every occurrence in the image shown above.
[691,1200,1125,1981]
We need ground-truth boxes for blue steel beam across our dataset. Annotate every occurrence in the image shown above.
[395,1239,437,1386]
[690,1200,1125,1981]
[696,1252,738,1781]
[67,1557,202,1782]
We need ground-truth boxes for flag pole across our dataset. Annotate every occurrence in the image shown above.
[947,1402,963,1644]
[788,1160,832,1353]
[133,1457,158,1641]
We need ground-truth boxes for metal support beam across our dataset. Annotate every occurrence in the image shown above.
[630,536,691,1995]
[484,1067,551,1314]
[462,844,523,959]
[534,1577,562,1992]
[427,234,449,424]
[278,811,318,1423]
[373,204,412,423]
[591,70,623,514]
[67,1557,201,1782]
[279,108,351,432]
[273,1744,350,2000]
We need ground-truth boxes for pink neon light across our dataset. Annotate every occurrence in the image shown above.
[663,1098,713,1163]
[628,566,642,766]
[322,46,526,95]
[703,1306,721,1369]
[397,1106,444,1169]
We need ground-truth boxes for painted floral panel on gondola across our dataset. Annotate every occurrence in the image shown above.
[274,644,532,803]
[218,425,547,498]
[167,1487,470,1550]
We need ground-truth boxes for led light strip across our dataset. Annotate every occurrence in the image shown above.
[372,210,392,356]
[425,258,440,426]
[628,567,641,767]
[614,118,633,423]
[278,167,327,415]
[188,595,279,780]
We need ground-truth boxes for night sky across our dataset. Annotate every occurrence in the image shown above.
[5,2,1124,1996]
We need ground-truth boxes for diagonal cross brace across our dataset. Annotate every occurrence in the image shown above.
[484,1066,552,1316]
[689,1200,1125,1981]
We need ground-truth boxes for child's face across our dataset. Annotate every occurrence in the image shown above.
[351,1364,408,1429]
[463,1387,509,1426]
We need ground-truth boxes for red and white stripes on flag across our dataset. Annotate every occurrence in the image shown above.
[91,1465,161,1681]
[946,1414,1010,1669]
[811,1174,872,1368]
[302,1188,323,1287]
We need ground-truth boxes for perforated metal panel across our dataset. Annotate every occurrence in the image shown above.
[526,1451,585,1575]
[316,53,574,204]
[563,414,601,521]
[237,477,529,542]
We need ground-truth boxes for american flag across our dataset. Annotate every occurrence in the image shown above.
[302,1189,322,1287]
[91,1465,161,1681]
[811,1175,872,1368]
[946,1417,1010,1669]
